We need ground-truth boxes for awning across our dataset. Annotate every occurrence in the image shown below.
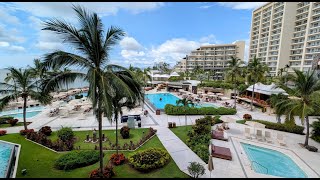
[246,82,288,96]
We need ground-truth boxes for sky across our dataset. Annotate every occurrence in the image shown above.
[0,2,268,69]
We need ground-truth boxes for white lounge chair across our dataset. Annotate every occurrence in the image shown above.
[244,127,251,139]
[277,133,286,146]
[256,129,264,141]
[265,131,273,143]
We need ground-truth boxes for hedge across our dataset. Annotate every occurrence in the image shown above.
[239,119,305,135]
[54,150,101,170]
[0,116,14,124]
[311,120,320,143]
[164,104,236,115]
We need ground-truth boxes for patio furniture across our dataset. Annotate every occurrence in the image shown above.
[221,122,229,130]
[277,133,286,146]
[211,130,228,141]
[265,131,273,143]
[256,129,264,141]
[211,144,232,160]
[244,127,251,139]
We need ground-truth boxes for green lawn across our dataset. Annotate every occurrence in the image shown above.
[0,122,30,128]
[169,125,192,144]
[48,128,150,150]
[0,130,189,178]
[236,120,246,124]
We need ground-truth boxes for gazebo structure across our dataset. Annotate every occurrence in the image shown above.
[245,82,288,101]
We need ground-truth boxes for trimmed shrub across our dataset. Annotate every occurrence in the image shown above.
[89,164,115,178]
[74,94,83,99]
[7,119,19,126]
[39,126,52,136]
[164,104,236,115]
[120,126,130,139]
[55,150,101,170]
[311,120,320,143]
[0,116,14,124]
[243,114,252,120]
[57,127,74,142]
[20,129,34,136]
[305,145,318,152]
[109,153,126,166]
[128,148,170,172]
[0,130,7,136]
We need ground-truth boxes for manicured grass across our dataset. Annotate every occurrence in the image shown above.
[169,125,192,144]
[236,120,246,124]
[0,122,30,128]
[48,128,149,150]
[0,130,189,178]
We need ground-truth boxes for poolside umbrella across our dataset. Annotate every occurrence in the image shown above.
[208,155,214,178]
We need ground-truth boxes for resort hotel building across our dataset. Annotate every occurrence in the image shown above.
[174,41,245,79]
[249,2,320,76]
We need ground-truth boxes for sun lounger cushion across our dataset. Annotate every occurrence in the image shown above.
[211,144,232,160]
[211,130,228,141]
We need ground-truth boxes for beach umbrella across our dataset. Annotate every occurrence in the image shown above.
[208,154,214,178]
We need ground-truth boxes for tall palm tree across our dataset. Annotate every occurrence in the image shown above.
[29,59,46,92]
[246,56,269,111]
[276,69,320,146]
[197,74,207,85]
[268,93,288,123]
[40,5,130,177]
[176,98,194,128]
[0,68,52,130]
[225,56,245,109]
[109,69,142,155]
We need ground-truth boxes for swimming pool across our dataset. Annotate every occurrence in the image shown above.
[0,142,14,178]
[145,93,216,109]
[241,143,306,178]
[0,106,44,119]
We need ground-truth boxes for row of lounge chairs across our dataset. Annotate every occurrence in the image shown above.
[244,127,286,146]
[210,123,232,161]
[49,108,60,117]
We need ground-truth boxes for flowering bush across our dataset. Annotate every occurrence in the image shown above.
[120,126,130,139]
[109,153,126,166]
[39,126,52,136]
[0,130,7,136]
[89,164,115,178]
[243,114,252,120]
[7,119,19,126]
[20,129,35,136]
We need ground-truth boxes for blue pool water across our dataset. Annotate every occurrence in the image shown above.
[0,142,14,178]
[145,93,216,109]
[241,143,306,178]
[0,106,44,119]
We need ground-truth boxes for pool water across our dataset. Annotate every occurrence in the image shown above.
[241,143,306,178]
[0,106,44,119]
[0,142,14,178]
[145,93,216,109]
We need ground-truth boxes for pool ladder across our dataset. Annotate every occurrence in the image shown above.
[250,161,268,174]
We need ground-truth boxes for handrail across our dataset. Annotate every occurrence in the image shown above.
[251,161,268,174]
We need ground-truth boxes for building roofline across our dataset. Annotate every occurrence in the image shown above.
[253,2,272,12]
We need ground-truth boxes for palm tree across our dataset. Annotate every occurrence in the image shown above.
[0,68,52,130]
[268,93,288,123]
[225,56,245,109]
[246,56,269,111]
[29,59,46,92]
[109,69,142,155]
[196,74,207,85]
[40,5,130,177]
[276,69,320,147]
[176,98,194,128]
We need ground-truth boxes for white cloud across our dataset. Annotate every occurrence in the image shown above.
[117,34,222,68]
[34,31,64,51]
[217,2,268,10]
[199,5,213,9]
[12,2,164,21]
[8,45,25,52]
[0,41,9,47]
[0,6,20,25]
[120,37,143,51]
[0,24,26,43]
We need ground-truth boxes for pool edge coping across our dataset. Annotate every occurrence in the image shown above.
[0,140,21,178]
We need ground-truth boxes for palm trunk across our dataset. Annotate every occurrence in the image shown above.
[115,112,119,155]
[23,96,27,130]
[304,116,310,146]
[250,83,255,111]
[233,76,237,109]
[97,108,104,177]
[277,115,281,124]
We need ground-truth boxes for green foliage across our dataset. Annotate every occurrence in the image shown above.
[241,120,304,135]
[164,104,236,115]
[0,116,14,124]
[57,127,74,142]
[74,94,83,99]
[128,148,170,172]
[187,162,205,178]
[236,120,246,124]
[54,150,101,170]
[168,76,184,82]
[198,81,233,89]
[311,119,320,143]
[120,126,130,139]
[8,119,18,126]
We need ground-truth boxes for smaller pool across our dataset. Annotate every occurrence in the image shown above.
[241,143,306,178]
[0,142,14,178]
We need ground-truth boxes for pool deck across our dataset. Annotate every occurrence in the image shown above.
[1,89,320,178]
